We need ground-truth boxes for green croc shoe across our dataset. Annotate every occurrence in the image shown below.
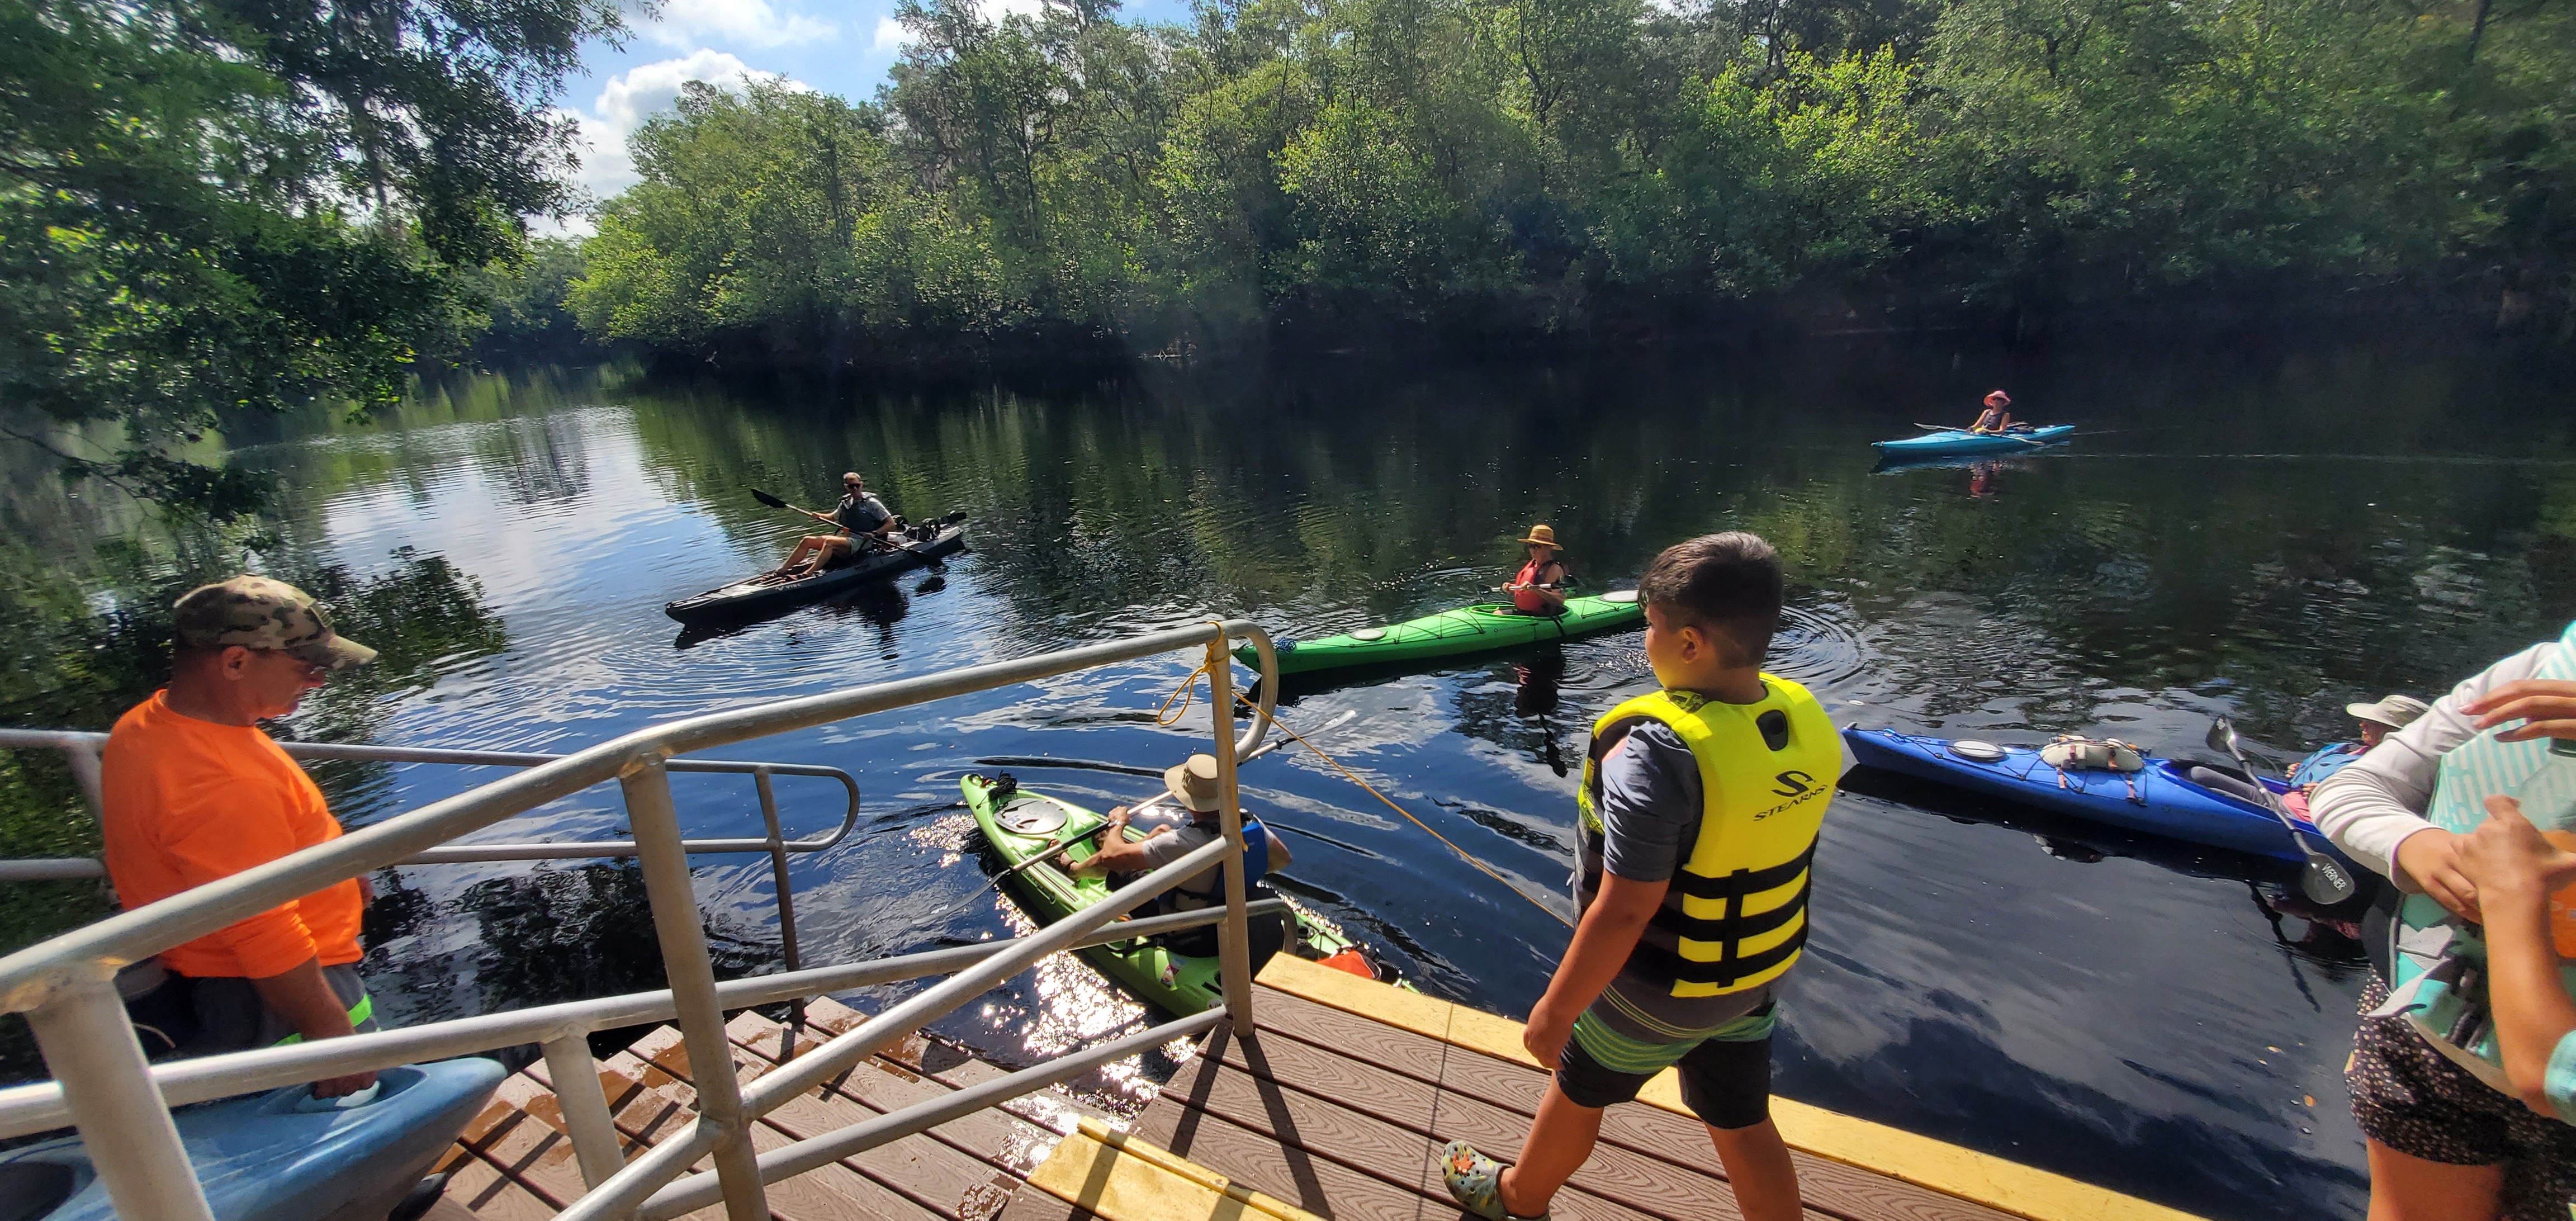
[1441,1139,1551,1220]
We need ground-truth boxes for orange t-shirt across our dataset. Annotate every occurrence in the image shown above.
[101,692,364,979]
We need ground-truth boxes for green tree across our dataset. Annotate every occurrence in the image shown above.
[0,0,625,514]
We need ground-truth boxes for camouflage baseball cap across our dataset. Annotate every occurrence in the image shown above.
[172,576,377,669]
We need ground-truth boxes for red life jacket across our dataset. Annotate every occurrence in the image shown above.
[1514,559,1553,613]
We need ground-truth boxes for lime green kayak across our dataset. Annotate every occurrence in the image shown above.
[960,774,1395,1015]
[1238,591,1644,678]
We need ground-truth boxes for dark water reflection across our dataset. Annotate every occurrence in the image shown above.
[184,333,2576,1218]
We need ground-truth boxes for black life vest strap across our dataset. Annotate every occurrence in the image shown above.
[1627,919,1811,988]
[1667,839,1817,902]
[1649,870,1812,944]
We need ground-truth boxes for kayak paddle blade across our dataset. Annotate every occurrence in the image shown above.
[2205,717,2239,755]
[751,488,790,510]
[2302,853,2360,906]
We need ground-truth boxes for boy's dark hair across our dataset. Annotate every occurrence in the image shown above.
[1637,532,1781,664]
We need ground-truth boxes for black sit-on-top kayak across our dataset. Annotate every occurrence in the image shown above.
[666,513,967,624]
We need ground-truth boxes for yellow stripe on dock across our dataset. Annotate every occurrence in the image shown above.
[1028,1115,1328,1221]
[1256,953,2205,1221]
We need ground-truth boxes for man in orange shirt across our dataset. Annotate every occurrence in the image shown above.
[104,576,380,1096]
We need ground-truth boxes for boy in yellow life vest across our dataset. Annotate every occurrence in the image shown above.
[1443,531,1840,1221]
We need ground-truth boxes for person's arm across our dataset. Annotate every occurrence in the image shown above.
[1069,807,1167,876]
[2313,643,2555,915]
[1524,724,1695,1063]
[1536,564,1568,611]
[1524,872,1666,1064]
[2455,796,2576,1120]
[251,957,375,1097]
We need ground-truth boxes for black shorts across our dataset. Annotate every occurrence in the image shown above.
[2348,978,2576,1221]
[1555,1020,1773,1131]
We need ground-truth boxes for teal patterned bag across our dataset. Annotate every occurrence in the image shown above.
[2370,620,2576,1106]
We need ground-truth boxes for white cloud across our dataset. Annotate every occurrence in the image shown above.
[642,0,836,48]
[556,50,797,210]
[872,16,912,53]
[983,0,1048,21]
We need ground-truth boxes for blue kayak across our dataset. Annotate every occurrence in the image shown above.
[1841,728,2351,867]
[1871,424,2075,458]
[3,1057,505,1221]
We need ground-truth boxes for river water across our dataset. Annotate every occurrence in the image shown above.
[184,333,2576,1219]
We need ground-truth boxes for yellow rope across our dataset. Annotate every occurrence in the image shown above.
[1235,690,1574,928]
[1156,661,1211,727]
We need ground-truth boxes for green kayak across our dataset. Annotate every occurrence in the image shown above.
[960,774,1394,1015]
[1238,590,1644,678]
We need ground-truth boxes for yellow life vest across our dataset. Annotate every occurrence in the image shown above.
[1576,676,1843,997]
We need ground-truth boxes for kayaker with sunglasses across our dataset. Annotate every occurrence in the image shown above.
[773,472,901,579]
[1506,524,1572,616]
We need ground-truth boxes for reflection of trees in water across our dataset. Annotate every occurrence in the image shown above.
[283,547,512,821]
[455,862,777,1012]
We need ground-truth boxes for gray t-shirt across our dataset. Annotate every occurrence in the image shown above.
[1119,809,1285,896]
[1583,721,1778,1038]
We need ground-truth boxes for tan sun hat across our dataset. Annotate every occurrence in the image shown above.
[1519,524,1559,548]
[2347,694,2430,731]
[1163,754,1225,813]
[173,576,377,669]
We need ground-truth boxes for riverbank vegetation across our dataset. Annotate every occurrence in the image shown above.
[569,0,2576,367]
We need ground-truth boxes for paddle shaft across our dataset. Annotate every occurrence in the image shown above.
[752,488,929,557]
[2213,721,2358,902]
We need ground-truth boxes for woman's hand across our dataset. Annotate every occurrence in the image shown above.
[2464,680,2576,742]
[2394,827,2483,921]
[2460,796,2576,902]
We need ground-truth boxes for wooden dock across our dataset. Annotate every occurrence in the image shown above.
[428,957,2203,1221]
[1001,954,2206,1221]
[427,995,1102,1221]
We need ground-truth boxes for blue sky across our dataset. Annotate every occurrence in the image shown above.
[550,0,1190,229]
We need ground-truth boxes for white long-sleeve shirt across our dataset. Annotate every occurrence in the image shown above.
[2310,642,2556,887]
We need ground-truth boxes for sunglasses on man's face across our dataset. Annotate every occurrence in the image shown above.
[251,650,329,682]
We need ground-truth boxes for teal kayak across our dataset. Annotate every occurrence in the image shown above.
[961,774,1398,1015]
[1871,424,2075,458]
[1238,591,1644,678]
[3,1058,505,1220]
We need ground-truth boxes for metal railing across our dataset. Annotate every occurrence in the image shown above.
[0,735,866,975]
[0,619,1279,1221]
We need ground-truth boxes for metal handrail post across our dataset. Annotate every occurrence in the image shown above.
[754,766,806,1029]
[64,740,105,825]
[543,1033,627,1188]
[24,977,213,1220]
[1205,637,1255,1026]
[622,755,766,1221]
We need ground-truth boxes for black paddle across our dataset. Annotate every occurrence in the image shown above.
[750,487,932,561]
[2207,716,2360,905]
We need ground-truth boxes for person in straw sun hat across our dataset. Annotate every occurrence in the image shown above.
[1070,753,1296,958]
[2288,694,2433,792]
[1508,524,1572,617]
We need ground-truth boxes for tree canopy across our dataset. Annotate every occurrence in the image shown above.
[570,0,2576,365]
[0,0,625,514]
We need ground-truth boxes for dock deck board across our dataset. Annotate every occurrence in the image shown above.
[1008,955,2205,1221]
[442,996,1077,1221]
